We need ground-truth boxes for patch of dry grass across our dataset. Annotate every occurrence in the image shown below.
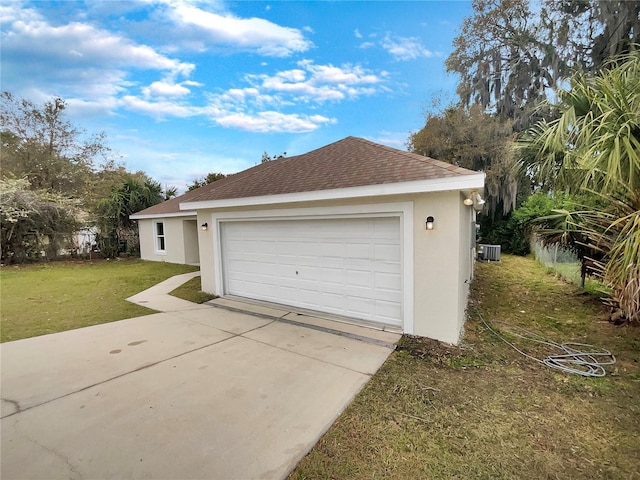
[289,255,640,479]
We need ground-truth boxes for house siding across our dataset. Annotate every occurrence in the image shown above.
[457,192,475,336]
[138,216,197,264]
[412,191,469,344]
[197,191,475,344]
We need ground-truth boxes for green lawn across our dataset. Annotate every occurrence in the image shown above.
[290,255,640,479]
[540,261,609,298]
[3,255,638,477]
[169,275,216,304]
[0,259,199,342]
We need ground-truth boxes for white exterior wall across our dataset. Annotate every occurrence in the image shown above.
[457,193,475,334]
[138,219,156,261]
[182,219,200,264]
[196,192,477,344]
[138,216,198,264]
[411,191,475,343]
[198,211,216,292]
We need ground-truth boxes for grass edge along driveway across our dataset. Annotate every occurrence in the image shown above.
[289,255,640,480]
[0,259,199,342]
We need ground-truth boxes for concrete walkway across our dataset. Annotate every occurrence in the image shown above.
[1,272,400,480]
[126,271,210,312]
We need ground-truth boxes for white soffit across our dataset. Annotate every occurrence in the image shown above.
[180,173,486,211]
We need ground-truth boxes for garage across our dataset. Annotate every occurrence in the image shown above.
[220,216,402,327]
[134,136,486,343]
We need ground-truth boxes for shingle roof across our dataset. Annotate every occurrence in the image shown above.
[132,136,480,217]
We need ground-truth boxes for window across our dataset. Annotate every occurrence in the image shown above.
[155,221,166,253]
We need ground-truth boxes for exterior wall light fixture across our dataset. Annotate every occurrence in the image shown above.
[473,197,486,212]
[426,216,435,231]
[201,222,208,231]
[464,190,487,211]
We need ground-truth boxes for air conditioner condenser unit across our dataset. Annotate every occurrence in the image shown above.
[478,244,501,261]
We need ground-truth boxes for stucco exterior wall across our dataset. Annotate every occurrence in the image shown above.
[138,216,197,264]
[198,212,216,294]
[411,191,473,343]
[457,194,475,335]
[196,191,477,344]
[182,219,200,264]
[138,219,156,261]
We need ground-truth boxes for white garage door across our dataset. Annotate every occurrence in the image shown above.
[221,217,402,327]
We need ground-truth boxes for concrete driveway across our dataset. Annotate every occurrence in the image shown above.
[1,273,399,480]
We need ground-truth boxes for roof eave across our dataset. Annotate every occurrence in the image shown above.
[129,211,197,220]
[180,173,486,211]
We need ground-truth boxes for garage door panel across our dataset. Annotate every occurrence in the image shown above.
[298,266,343,284]
[229,280,273,298]
[277,266,298,280]
[279,285,298,297]
[238,261,277,276]
[228,252,281,266]
[313,242,341,258]
[277,257,297,268]
[299,280,355,296]
[221,217,402,327]
[296,289,326,307]
[345,244,373,259]
[375,272,402,290]
[345,270,373,288]
[297,255,326,266]
[374,300,402,322]
[346,296,374,315]
[375,244,401,262]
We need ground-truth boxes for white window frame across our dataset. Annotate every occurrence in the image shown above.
[154,221,167,254]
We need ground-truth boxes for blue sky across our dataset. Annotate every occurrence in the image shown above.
[1,0,472,192]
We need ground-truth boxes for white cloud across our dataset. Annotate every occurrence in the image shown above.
[65,96,120,118]
[0,2,40,24]
[0,3,386,135]
[169,59,385,133]
[182,60,385,132]
[243,61,384,104]
[209,88,279,110]
[214,111,334,133]
[120,96,196,118]
[117,80,336,133]
[4,16,193,75]
[162,1,312,57]
[369,131,409,148]
[304,62,380,85]
[381,33,435,61]
[1,4,194,105]
[142,81,192,98]
[354,28,362,39]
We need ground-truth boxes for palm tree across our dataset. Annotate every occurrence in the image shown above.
[96,176,164,257]
[520,49,640,322]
